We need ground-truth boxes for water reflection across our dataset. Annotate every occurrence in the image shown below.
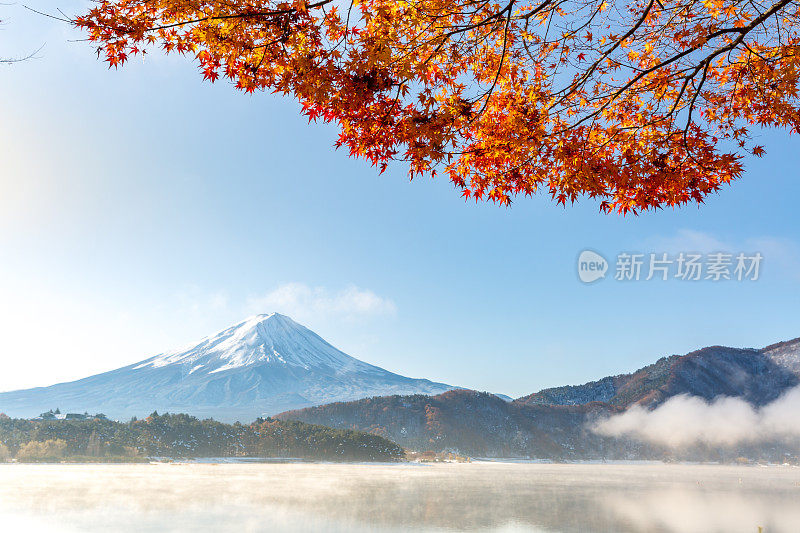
[0,463,797,532]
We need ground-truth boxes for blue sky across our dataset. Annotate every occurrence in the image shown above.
[1,1,799,397]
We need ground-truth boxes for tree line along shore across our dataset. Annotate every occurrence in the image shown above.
[0,411,404,463]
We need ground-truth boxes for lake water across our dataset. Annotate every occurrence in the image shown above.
[0,462,798,532]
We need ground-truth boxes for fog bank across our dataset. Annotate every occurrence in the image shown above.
[592,386,800,447]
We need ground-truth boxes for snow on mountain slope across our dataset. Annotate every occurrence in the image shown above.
[135,313,379,374]
[762,337,800,374]
[0,314,455,422]
[515,340,800,409]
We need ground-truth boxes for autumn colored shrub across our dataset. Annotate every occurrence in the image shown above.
[0,442,10,462]
[16,439,68,462]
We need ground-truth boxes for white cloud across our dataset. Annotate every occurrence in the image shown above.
[247,283,397,323]
[647,229,800,279]
[747,236,800,280]
[648,229,731,254]
[592,386,800,447]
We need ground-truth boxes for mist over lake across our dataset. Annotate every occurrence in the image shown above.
[0,463,798,532]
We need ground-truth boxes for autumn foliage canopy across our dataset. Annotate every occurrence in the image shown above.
[75,0,800,213]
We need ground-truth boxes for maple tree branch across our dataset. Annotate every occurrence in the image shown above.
[549,0,796,137]
[474,1,515,118]
[551,0,659,104]
[72,0,800,213]
[0,43,43,63]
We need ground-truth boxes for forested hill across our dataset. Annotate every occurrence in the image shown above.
[277,389,628,459]
[276,339,800,461]
[0,412,404,462]
[276,388,800,463]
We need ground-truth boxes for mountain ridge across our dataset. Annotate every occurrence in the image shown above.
[514,341,800,408]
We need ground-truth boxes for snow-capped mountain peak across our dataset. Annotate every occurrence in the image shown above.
[135,313,373,374]
[0,313,455,421]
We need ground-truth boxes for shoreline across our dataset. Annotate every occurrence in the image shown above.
[1,458,797,467]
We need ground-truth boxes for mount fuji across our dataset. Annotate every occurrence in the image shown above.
[0,313,455,422]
